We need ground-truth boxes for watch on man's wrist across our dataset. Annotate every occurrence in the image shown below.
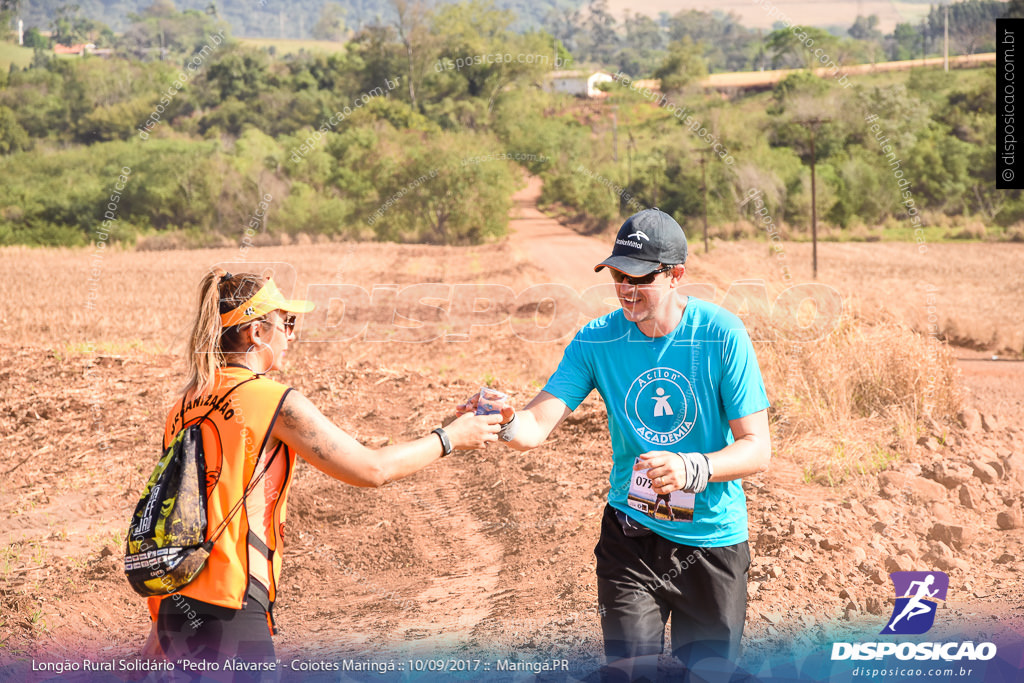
[432,427,453,457]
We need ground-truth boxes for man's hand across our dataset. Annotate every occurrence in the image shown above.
[443,411,504,450]
[456,390,515,424]
[635,450,712,494]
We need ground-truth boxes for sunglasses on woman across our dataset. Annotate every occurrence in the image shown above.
[260,314,297,335]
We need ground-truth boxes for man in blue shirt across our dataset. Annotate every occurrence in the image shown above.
[461,208,771,681]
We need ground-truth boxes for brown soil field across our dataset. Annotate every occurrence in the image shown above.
[2,179,1023,681]
[602,1,928,34]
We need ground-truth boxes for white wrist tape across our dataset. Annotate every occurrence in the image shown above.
[498,412,518,442]
[676,451,711,493]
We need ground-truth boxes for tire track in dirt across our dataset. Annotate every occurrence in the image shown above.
[383,476,504,654]
[323,178,607,655]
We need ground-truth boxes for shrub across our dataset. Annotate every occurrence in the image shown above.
[758,314,962,485]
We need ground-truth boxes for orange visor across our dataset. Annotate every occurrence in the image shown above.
[219,278,315,328]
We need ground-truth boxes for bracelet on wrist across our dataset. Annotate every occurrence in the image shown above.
[432,427,453,457]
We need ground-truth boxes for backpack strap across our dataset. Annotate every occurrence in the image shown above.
[199,376,281,549]
[205,441,281,546]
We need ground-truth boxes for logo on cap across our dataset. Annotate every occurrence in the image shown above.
[627,230,650,242]
[244,306,255,317]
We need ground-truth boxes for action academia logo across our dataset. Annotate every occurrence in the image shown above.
[624,367,697,446]
[883,571,948,635]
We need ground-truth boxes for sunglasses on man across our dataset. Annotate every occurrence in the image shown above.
[610,265,673,286]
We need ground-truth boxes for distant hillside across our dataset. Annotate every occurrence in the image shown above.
[17,0,579,37]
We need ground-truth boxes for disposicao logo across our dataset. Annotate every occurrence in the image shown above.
[831,570,997,663]
[883,570,948,635]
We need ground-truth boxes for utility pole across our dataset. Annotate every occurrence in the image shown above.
[699,152,709,254]
[611,106,618,162]
[795,117,829,279]
[920,19,927,65]
[810,129,817,279]
[626,130,636,189]
[944,2,949,72]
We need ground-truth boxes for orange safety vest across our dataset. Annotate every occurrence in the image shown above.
[147,365,295,619]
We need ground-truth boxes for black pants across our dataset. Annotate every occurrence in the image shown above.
[595,505,750,681]
[156,596,277,682]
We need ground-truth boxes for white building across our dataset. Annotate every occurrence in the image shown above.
[545,70,614,98]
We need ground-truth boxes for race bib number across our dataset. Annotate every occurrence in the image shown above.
[627,457,695,523]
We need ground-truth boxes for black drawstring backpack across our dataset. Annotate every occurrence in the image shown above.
[124,377,276,597]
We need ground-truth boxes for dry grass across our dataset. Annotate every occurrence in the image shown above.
[757,314,962,485]
[683,240,993,484]
[601,0,927,33]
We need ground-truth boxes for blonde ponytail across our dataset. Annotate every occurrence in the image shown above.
[183,270,269,401]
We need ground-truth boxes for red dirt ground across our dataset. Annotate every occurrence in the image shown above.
[1,178,1023,682]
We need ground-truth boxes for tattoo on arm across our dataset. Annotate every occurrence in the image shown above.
[281,399,331,463]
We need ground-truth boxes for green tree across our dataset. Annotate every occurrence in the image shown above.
[49,4,115,47]
[0,106,30,154]
[848,15,882,41]
[52,5,86,47]
[903,130,972,214]
[366,128,515,244]
[575,0,618,65]
[927,0,1003,55]
[311,2,346,41]
[654,37,707,92]
[122,1,228,58]
[78,95,160,143]
[545,5,582,55]
[23,27,51,49]
[887,23,921,61]
[346,25,406,97]
[765,26,837,69]
[0,0,17,40]
[202,48,271,103]
[391,0,439,111]
[427,1,554,113]
[615,11,665,76]
[666,9,757,73]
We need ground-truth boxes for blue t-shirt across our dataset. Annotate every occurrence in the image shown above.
[542,297,769,547]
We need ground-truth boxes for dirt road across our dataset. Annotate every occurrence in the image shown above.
[508,176,609,291]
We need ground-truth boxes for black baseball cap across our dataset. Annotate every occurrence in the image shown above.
[594,208,688,276]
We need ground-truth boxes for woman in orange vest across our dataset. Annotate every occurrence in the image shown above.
[145,270,502,676]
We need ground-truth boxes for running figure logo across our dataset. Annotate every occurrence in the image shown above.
[883,571,948,635]
[651,388,673,417]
